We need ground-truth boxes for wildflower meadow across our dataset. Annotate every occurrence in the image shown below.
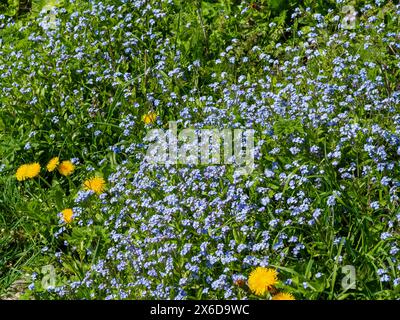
[0,0,400,301]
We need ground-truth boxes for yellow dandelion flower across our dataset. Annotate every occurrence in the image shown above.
[248,267,278,296]
[58,160,75,176]
[272,292,295,300]
[142,112,157,124]
[46,157,59,172]
[16,163,41,181]
[26,163,41,178]
[16,164,29,181]
[84,176,106,194]
[62,208,73,224]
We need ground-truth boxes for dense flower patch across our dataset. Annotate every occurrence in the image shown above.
[0,0,399,299]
